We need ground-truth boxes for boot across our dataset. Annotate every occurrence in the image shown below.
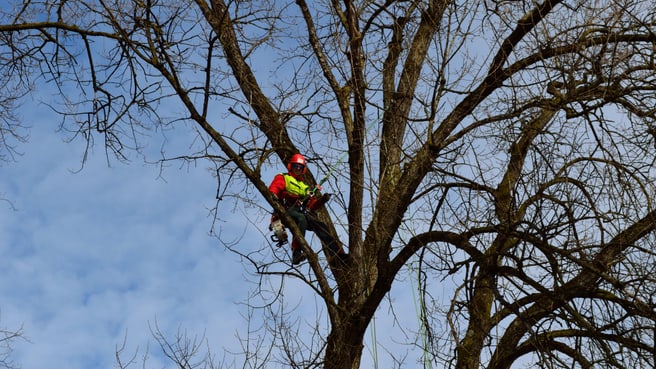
[328,251,350,267]
[292,248,306,265]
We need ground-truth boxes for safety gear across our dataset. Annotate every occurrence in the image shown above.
[308,184,322,197]
[269,154,349,265]
[287,154,307,174]
[282,173,311,198]
[290,163,305,171]
[269,217,288,247]
[292,248,307,265]
[328,251,350,267]
[307,193,331,211]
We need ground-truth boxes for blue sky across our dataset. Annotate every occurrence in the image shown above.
[0,118,424,369]
[0,102,259,368]
[0,1,442,365]
[0,94,428,369]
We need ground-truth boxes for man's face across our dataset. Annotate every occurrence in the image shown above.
[290,163,305,176]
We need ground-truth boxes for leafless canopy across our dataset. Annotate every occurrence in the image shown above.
[2,0,656,368]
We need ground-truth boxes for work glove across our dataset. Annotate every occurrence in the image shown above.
[309,185,323,198]
[307,193,331,211]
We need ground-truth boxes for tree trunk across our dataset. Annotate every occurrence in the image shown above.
[456,272,496,369]
[324,316,367,369]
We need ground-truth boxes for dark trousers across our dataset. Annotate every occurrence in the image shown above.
[287,207,341,256]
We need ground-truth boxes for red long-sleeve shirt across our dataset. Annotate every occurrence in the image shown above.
[269,173,300,205]
[269,173,321,209]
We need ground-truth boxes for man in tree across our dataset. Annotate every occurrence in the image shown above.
[6,1,656,367]
[269,154,348,265]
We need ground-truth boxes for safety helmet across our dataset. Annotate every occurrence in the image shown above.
[287,153,307,174]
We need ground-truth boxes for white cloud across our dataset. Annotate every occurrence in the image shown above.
[0,110,429,369]
[0,120,259,369]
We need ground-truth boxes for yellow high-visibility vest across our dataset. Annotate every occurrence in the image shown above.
[282,173,310,197]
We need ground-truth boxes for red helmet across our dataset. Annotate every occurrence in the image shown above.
[287,153,307,174]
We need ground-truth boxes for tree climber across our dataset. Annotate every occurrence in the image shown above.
[268,153,349,265]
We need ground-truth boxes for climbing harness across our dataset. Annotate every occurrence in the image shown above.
[267,113,379,246]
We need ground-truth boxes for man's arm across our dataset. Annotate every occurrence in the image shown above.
[268,174,286,199]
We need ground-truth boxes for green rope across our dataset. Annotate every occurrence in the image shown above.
[413,255,432,369]
[317,113,381,365]
[409,223,433,369]
[316,115,380,187]
[370,315,379,369]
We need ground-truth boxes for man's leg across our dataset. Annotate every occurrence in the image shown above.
[306,214,346,258]
[287,208,308,264]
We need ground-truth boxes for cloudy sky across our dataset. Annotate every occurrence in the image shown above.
[0,97,427,369]
[0,101,258,368]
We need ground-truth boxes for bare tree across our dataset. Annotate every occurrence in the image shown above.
[2,0,656,368]
[0,323,24,369]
